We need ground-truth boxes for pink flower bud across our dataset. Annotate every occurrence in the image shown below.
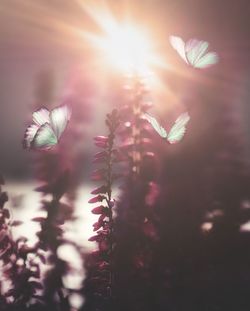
[88,195,105,204]
[91,186,107,195]
[91,205,105,215]
[94,136,109,142]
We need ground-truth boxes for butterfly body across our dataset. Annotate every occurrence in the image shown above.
[144,112,190,144]
[24,105,71,150]
[170,36,218,69]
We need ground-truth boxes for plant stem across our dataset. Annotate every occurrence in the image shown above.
[107,131,114,298]
[131,75,143,178]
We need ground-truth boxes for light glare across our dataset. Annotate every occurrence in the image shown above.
[100,24,153,74]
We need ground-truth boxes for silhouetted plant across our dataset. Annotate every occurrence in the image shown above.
[0,176,45,311]
[23,70,92,310]
[0,175,12,308]
[113,73,161,311]
[33,171,71,310]
[21,75,78,310]
[83,109,120,311]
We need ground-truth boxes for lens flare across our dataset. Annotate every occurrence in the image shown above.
[78,2,159,74]
[95,23,155,74]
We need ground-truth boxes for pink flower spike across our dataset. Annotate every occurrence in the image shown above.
[91,186,107,195]
[145,181,160,207]
[88,195,105,204]
[141,138,152,146]
[99,261,110,269]
[98,240,109,252]
[98,214,106,222]
[88,235,99,242]
[91,174,105,181]
[92,157,106,164]
[91,250,101,258]
[94,151,107,158]
[144,152,155,158]
[94,136,109,142]
[89,231,107,242]
[91,169,106,181]
[95,141,108,148]
[93,221,102,231]
[91,205,105,215]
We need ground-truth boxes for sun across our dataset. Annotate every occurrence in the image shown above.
[97,23,154,75]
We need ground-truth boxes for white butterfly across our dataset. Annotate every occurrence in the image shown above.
[24,105,71,150]
[144,112,190,144]
[169,36,218,69]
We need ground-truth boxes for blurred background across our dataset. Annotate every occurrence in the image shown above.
[1,1,250,309]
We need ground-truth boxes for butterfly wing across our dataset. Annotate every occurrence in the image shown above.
[144,113,168,138]
[32,108,50,126]
[50,105,71,140]
[167,112,190,144]
[23,124,39,149]
[171,36,218,69]
[32,123,58,150]
[185,40,209,67]
[169,36,188,64]
[193,52,219,68]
